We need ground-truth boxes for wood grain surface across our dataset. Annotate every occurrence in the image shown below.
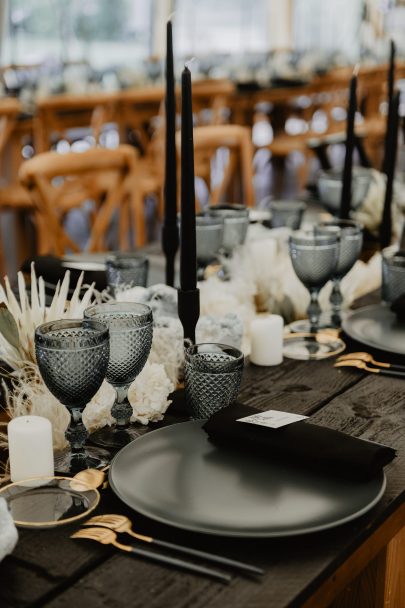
[1,343,404,607]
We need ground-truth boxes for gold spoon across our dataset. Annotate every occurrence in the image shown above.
[71,527,231,583]
[84,514,263,575]
[70,465,109,491]
[334,359,405,378]
[337,352,405,372]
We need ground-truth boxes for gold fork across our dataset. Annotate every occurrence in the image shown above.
[334,359,405,378]
[337,352,405,372]
[85,514,263,575]
[71,527,231,583]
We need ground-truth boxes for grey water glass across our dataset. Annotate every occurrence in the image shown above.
[269,200,307,230]
[196,215,224,267]
[289,231,339,333]
[35,319,110,473]
[317,219,363,327]
[208,204,249,254]
[382,246,405,304]
[84,302,153,449]
[106,253,149,296]
[185,343,244,419]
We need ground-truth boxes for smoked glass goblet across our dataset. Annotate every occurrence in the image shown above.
[317,219,363,327]
[84,302,153,449]
[106,253,149,297]
[35,319,110,473]
[184,343,244,419]
[286,232,339,359]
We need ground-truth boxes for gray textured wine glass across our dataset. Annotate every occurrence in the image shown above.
[184,343,244,419]
[287,232,339,359]
[84,302,153,449]
[35,319,110,473]
[317,219,363,327]
[382,246,405,304]
[269,200,307,230]
[106,253,149,296]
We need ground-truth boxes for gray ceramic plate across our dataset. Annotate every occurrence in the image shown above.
[343,304,405,355]
[109,420,386,538]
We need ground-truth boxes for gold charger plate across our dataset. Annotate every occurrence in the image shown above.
[0,476,100,528]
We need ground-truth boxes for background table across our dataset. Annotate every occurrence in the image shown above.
[1,309,405,607]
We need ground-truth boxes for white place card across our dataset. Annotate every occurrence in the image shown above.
[237,410,308,429]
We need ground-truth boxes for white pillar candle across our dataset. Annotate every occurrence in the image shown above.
[8,416,54,483]
[250,315,284,366]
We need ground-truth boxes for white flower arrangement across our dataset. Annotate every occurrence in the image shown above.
[128,362,174,425]
[0,266,176,452]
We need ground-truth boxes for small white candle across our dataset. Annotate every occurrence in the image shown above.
[8,416,54,483]
[250,315,284,366]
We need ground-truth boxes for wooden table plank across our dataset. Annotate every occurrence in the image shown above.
[2,358,404,608]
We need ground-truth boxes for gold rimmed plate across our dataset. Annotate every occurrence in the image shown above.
[283,332,346,360]
[0,476,100,528]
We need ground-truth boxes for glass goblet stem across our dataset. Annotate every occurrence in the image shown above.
[111,385,132,428]
[307,288,321,331]
[330,278,343,314]
[66,407,88,457]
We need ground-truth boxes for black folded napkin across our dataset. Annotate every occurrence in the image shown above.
[203,402,396,481]
[391,294,405,321]
[21,255,107,293]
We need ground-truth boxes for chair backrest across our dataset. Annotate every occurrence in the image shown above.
[20,145,137,255]
[0,98,21,157]
[34,92,118,152]
[177,124,255,208]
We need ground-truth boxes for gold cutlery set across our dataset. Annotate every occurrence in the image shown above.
[72,513,263,583]
[334,352,405,378]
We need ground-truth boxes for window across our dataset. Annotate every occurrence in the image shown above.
[174,0,270,56]
[2,0,153,68]
[292,0,363,60]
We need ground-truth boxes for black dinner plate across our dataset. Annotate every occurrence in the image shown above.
[109,420,386,538]
[342,304,405,356]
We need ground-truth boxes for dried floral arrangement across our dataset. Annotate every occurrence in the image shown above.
[0,266,174,452]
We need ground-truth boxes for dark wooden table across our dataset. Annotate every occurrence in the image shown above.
[1,321,405,607]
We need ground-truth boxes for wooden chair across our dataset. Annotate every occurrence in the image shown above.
[34,92,119,152]
[0,98,34,276]
[19,145,150,254]
[176,124,255,210]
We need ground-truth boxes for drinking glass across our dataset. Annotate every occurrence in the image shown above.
[286,232,339,359]
[382,246,405,304]
[35,319,110,473]
[184,343,244,419]
[196,215,224,277]
[106,253,149,296]
[208,204,249,254]
[269,200,307,230]
[84,302,153,449]
[317,219,363,327]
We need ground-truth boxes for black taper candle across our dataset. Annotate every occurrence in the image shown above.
[162,19,179,287]
[380,90,400,249]
[339,74,357,220]
[382,40,396,175]
[178,65,199,344]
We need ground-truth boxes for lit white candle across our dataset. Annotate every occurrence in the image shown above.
[250,315,284,366]
[8,416,54,483]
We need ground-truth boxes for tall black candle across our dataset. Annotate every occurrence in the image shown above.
[382,40,396,175]
[339,74,357,220]
[162,19,179,287]
[180,65,196,290]
[178,65,199,343]
[380,90,400,249]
